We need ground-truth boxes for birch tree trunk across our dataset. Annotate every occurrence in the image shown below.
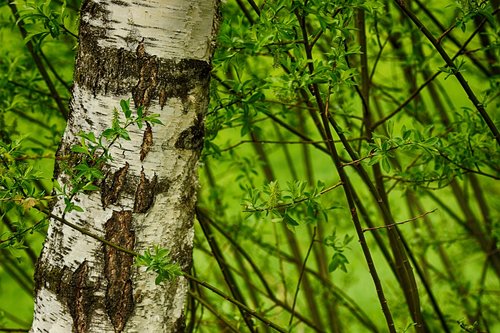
[31,1,219,332]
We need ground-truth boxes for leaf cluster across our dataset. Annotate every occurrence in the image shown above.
[17,0,78,48]
[135,245,183,285]
[243,180,337,229]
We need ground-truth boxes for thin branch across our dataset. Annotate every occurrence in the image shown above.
[47,212,138,256]
[373,7,497,130]
[216,137,366,153]
[246,0,261,16]
[288,227,316,328]
[188,291,241,333]
[185,273,288,333]
[196,208,327,332]
[198,209,257,332]
[363,209,438,232]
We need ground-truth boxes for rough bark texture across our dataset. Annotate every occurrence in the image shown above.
[31,1,219,332]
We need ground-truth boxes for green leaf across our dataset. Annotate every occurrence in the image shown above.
[329,253,349,273]
[82,183,100,191]
[102,128,116,139]
[120,99,131,119]
[119,130,130,140]
[284,213,299,226]
[71,145,88,154]
[381,157,391,173]
[148,117,163,125]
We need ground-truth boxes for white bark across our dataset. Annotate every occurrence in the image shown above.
[31,1,218,332]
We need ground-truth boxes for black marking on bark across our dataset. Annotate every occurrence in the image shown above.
[34,257,70,295]
[68,261,94,333]
[133,168,157,213]
[140,122,153,161]
[101,162,129,208]
[110,0,130,6]
[75,13,211,111]
[34,259,99,331]
[104,210,135,333]
[156,59,211,111]
[175,114,205,150]
[136,38,146,58]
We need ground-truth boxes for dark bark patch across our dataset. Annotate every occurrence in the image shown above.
[175,114,204,150]
[78,0,110,45]
[34,258,70,295]
[132,40,158,108]
[34,260,98,331]
[101,162,129,208]
[156,59,211,111]
[140,122,153,161]
[133,168,157,213]
[68,261,94,333]
[104,210,135,333]
[110,0,130,6]
[74,25,211,112]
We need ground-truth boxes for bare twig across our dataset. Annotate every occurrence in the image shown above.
[288,227,316,328]
[363,209,438,232]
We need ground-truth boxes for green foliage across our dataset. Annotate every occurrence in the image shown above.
[1,0,500,332]
[17,0,78,47]
[242,180,336,229]
[201,0,500,331]
[457,319,480,332]
[0,140,44,212]
[1,98,161,245]
[135,246,183,285]
[453,0,492,32]
[323,228,353,273]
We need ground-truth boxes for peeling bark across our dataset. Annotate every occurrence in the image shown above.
[101,162,129,208]
[31,1,219,332]
[139,123,153,162]
[133,169,157,213]
[68,261,94,333]
[103,211,135,333]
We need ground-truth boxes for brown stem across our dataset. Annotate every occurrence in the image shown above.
[357,8,426,331]
[293,6,397,331]
[196,208,328,332]
[185,273,289,333]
